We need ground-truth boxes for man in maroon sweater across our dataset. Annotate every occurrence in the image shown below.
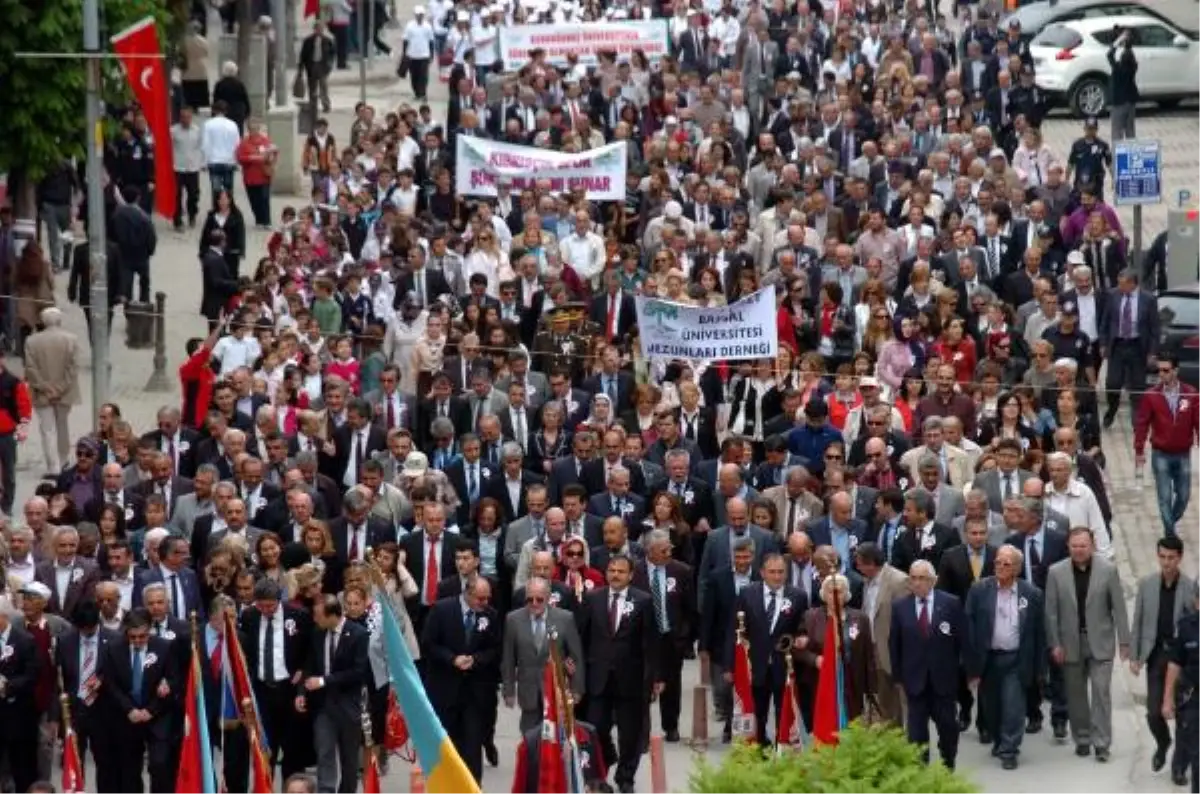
[1134,354,1200,537]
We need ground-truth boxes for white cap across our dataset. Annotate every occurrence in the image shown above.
[988,147,1006,160]
[456,9,469,20]
[859,376,880,389]
[1066,250,1086,265]
[665,200,683,218]
[20,581,52,600]
[413,4,426,13]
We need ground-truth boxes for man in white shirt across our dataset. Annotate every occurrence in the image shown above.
[1045,453,1113,559]
[170,106,204,230]
[201,97,241,195]
[402,6,437,100]
[559,210,605,285]
[211,321,263,377]
[5,527,37,589]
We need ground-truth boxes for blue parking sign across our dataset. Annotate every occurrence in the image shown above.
[1113,140,1162,207]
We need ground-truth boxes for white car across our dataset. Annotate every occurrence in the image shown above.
[1031,15,1200,117]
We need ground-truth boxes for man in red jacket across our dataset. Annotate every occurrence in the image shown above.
[0,350,32,515]
[1134,354,1200,537]
[178,320,223,430]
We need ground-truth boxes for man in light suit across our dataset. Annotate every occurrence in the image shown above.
[741,25,778,117]
[899,434,973,489]
[761,468,825,541]
[972,439,1033,513]
[1045,527,1131,762]
[501,577,585,731]
[33,525,101,617]
[502,485,550,574]
[951,490,1009,548]
[855,542,911,726]
[465,369,509,428]
[1130,535,1195,784]
[495,354,549,410]
[696,498,778,612]
[362,363,418,433]
[168,463,218,539]
[913,455,967,527]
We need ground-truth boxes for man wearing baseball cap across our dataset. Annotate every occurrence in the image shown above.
[1067,117,1113,198]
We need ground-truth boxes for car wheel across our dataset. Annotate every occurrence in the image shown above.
[1070,77,1108,118]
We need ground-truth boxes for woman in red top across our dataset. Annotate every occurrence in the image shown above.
[178,321,222,430]
[825,365,864,431]
[235,120,277,228]
[932,317,977,387]
[555,536,604,603]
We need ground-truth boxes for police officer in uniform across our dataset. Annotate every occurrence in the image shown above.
[1164,582,1199,792]
[533,305,587,384]
[1042,304,1096,386]
[1067,118,1112,198]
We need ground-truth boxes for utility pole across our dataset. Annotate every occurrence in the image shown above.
[83,0,110,422]
[358,0,368,104]
[273,0,287,107]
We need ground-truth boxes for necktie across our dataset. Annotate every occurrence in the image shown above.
[210,634,223,680]
[425,537,439,605]
[767,590,778,629]
[416,271,425,305]
[464,610,476,634]
[170,574,184,620]
[475,398,485,428]
[534,616,545,650]
[355,433,366,479]
[131,648,145,705]
[167,438,176,468]
[843,132,853,167]
[155,623,163,637]
[515,410,527,451]
[262,612,276,682]
[987,239,998,279]
[918,599,930,637]
[468,465,479,502]
[787,498,800,536]
[684,414,696,440]
[1121,295,1133,337]
[1003,474,1014,502]
[1029,538,1041,573]
[970,551,982,580]
[609,592,620,634]
[349,525,360,561]
[606,295,617,341]
[651,567,670,633]
[387,398,396,429]
[606,376,617,404]
[80,640,96,699]
[108,492,118,505]
[325,631,335,675]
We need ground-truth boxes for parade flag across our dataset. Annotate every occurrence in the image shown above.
[110,17,176,220]
[363,747,382,794]
[812,614,848,745]
[731,630,756,742]
[537,661,568,794]
[177,636,218,794]
[222,610,273,792]
[375,589,481,793]
[776,664,808,752]
[61,723,84,793]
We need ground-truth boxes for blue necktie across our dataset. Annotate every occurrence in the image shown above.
[464,611,476,634]
[468,465,479,502]
[131,648,145,706]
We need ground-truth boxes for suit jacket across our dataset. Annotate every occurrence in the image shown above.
[936,544,998,602]
[698,568,759,655]
[973,467,1034,514]
[806,517,872,563]
[1006,527,1069,591]
[238,604,314,682]
[673,406,721,461]
[485,470,546,522]
[300,618,370,723]
[865,564,910,676]
[421,597,503,712]
[332,423,388,485]
[891,522,961,573]
[1131,571,1197,662]
[99,636,174,727]
[140,429,202,478]
[328,516,395,564]
[925,484,967,527]
[632,559,696,650]
[362,389,418,433]
[578,586,660,697]
[0,625,38,714]
[697,526,779,611]
[393,269,453,309]
[726,582,807,688]
[584,459,646,510]
[964,577,1046,687]
[581,371,636,415]
[400,530,461,616]
[587,293,636,343]
[501,606,585,710]
[56,626,121,714]
[899,444,973,488]
[129,477,195,522]
[889,591,966,698]
[34,559,101,617]
[133,565,205,620]
[1045,556,1131,663]
[586,491,647,532]
[445,458,499,525]
[418,396,472,449]
[795,607,875,718]
[760,485,824,539]
[548,455,591,505]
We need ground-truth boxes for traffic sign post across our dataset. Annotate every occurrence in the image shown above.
[1113,139,1163,272]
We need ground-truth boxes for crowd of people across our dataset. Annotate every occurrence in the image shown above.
[1,0,1198,791]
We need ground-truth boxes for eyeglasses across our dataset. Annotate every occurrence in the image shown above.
[565,551,584,559]
[77,449,96,458]
[526,596,546,604]
[874,313,889,319]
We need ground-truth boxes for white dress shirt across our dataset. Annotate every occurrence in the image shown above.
[259,606,289,682]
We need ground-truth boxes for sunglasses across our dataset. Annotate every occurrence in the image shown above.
[77,449,96,458]
[565,551,584,559]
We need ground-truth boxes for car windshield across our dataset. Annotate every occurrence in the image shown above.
[1033,23,1085,48]
[1160,293,1199,328]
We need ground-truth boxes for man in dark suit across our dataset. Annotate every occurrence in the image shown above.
[136,535,205,620]
[393,246,454,310]
[128,452,195,521]
[806,492,871,567]
[329,486,394,566]
[582,347,636,415]
[141,407,201,477]
[890,560,967,770]
[938,517,998,732]
[547,433,595,505]
[484,443,545,522]
[698,537,758,742]
[57,600,121,791]
[589,274,636,344]
[587,467,647,535]
[892,490,961,573]
[633,530,695,743]
[333,398,388,490]
[445,434,498,526]
[725,553,807,745]
[33,525,101,617]
[239,578,315,780]
[98,608,175,792]
[297,594,369,794]
[401,503,461,635]
[578,554,662,793]
[1101,269,1160,426]
[964,545,1047,770]
[419,373,473,450]
[0,608,41,793]
[422,576,503,784]
[584,430,647,497]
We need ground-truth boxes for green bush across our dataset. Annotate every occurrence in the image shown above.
[690,721,979,793]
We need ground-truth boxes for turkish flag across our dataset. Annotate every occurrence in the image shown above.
[111,17,176,220]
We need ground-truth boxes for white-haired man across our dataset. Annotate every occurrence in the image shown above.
[23,307,80,475]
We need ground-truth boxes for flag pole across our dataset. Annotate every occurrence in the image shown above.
[58,668,82,792]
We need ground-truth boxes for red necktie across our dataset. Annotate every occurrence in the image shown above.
[209,635,223,679]
[918,599,930,638]
[608,592,620,635]
[349,526,359,561]
[425,537,439,605]
[606,294,617,341]
[386,398,396,429]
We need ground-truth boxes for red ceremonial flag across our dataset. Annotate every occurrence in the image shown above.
[176,657,205,793]
[110,17,177,220]
[776,665,806,752]
[731,634,756,742]
[363,747,382,794]
[248,727,274,794]
[62,725,84,793]
[537,661,567,794]
[304,0,319,16]
[812,613,846,745]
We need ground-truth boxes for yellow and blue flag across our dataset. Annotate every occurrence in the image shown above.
[375,591,481,793]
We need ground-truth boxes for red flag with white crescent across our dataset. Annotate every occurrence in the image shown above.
[62,726,84,793]
[731,635,756,742]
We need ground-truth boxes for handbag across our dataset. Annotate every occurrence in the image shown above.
[291,70,307,101]
[396,55,410,79]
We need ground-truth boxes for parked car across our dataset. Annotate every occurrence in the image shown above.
[1150,284,1200,388]
[1004,0,1199,44]
[1031,15,1200,116]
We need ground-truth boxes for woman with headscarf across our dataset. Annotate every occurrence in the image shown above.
[576,392,615,435]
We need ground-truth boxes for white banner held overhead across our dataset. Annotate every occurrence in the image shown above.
[635,286,779,362]
[454,136,627,200]
[498,20,671,70]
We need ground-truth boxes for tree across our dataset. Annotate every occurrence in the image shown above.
[0,0,183,217]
